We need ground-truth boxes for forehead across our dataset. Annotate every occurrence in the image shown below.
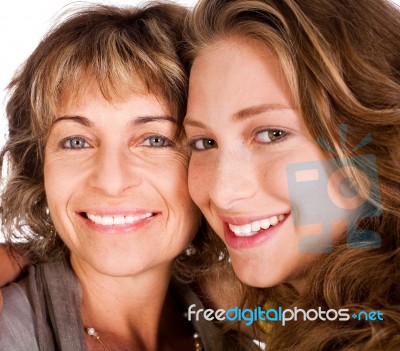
[191,37,277,73]
[57,78,170,118]
[188,38,293,115]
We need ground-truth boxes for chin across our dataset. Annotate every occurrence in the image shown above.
[230,259,283,288]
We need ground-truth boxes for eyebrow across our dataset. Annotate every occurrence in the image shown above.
[53,115,178,127]
[129,115,178,126]
[184,103,292,128]
[233,103,291,121]
[53,115,94,127]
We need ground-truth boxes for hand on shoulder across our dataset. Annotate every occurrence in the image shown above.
[0,244,24,288]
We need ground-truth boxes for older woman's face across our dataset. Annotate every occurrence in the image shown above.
[185,39,359,289]
[44,86,199,276]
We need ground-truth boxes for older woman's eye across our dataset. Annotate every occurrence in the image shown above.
[189,138,217,151]
[142,135,174,147]
[254,129,287,144]
[60,136,90,149]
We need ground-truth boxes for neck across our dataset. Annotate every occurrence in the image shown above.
[71,255,186,350]
[289,278,307,295]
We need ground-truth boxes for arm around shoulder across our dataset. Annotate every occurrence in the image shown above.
[0,244,26,288]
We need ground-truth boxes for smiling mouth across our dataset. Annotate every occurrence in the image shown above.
[228,214,286,237]
[84,212,154,226]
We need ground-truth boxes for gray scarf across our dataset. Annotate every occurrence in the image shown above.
[28,259,87,350]
[26,258,256,351]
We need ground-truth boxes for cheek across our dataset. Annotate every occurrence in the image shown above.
[156,157,195,210]
[158,162,200,244]
[257,154,291,199]
[44,158,68,209]
[43,153,87,228]
[188,157,210,208]
[43,168,74,240]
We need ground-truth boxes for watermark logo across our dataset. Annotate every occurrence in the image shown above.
[187,304,384,327]
[286,125,381,252]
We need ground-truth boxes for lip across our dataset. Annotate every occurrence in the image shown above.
[77,208,160,234]
[79,208,156,216]
[221,213,286,226]
[222,213,289,249]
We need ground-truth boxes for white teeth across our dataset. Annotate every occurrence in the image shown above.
[113,216,125,225]
[228,215,285,237]
[241,224,252,234]
[86,212,153,226]
[260,219,271,229]
[230,225,242,235]
[270,216,278,226]
[140,213,152,219]
[101,216,113,225]
[251,221,261,232]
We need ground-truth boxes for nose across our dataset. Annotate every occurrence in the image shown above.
[89,145,142,197]
[208,148,257,209]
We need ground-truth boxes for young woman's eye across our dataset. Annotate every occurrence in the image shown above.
[142,135,174,148]
[189,138,217,151]
[254,129,287,143]
[60,136,90,150]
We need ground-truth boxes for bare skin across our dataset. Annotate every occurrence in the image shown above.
[0,245,22,313]
[0,245,24,288]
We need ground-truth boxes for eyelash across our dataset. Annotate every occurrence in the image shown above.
[141,135,175,148]
[59,134,175,151]
[59,136,90,150]
[253,128,288,144]
[187,128,288,152]
[187,138,217,152]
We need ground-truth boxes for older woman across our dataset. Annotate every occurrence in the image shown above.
[183,0,400,349]
[0,3,259,350]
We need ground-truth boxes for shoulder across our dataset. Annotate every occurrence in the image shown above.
[0,278,31,312]
[0,279,39,350]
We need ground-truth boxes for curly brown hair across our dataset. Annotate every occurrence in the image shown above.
[183,0,400,349]
[1,2,189,263]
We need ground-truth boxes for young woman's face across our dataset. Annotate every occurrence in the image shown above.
[185,39,356,289]
[44,86,199,277]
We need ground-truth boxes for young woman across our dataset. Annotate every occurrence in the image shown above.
[183,0,400,349]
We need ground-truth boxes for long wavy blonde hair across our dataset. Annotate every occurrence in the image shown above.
[183,0,400,349]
